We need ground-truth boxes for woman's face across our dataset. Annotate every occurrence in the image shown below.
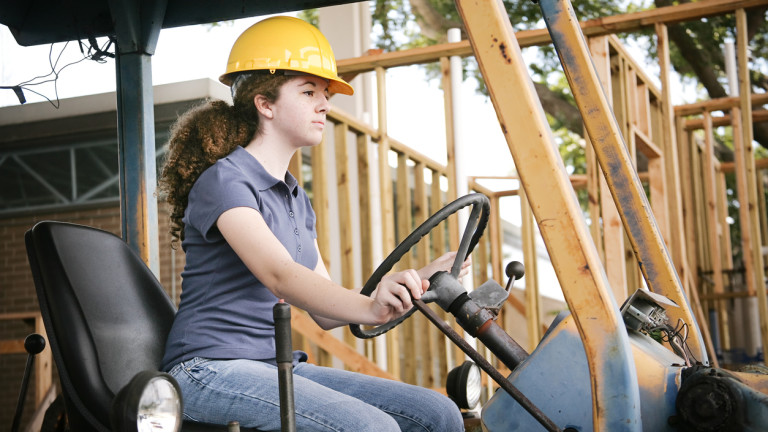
[267,75,331,149]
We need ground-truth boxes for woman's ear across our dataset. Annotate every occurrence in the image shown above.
[254,94,273,119]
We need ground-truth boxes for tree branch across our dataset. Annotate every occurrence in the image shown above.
[408,0,464,42]
[534,82,584,137]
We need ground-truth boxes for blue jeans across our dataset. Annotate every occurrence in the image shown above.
[168,357,464,431]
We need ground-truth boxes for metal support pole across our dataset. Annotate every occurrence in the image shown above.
[115,51,159,275]
[537,0,708,361]
[110,0,165,275]
[454,0,642,430]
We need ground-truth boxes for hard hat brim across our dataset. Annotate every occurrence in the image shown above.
[219,69,354,96]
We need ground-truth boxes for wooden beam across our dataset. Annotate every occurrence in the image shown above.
[520,187,541,350]
[683,109,768,131]
[357,133,374,279]
[313,138,330,270]
[634,126,670,248]
[335,122,355,289]
[703,112,729,348]
[590,35,627,303]
[720,157,768,173]
[657,22,688,283]
[737,8,768,364]
[675,93,768,117]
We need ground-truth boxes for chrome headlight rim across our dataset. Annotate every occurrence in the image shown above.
[446,360,482,410]
[110,370,183,432]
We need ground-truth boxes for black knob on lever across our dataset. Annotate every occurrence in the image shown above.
[24,333,46,355]
[12,334,46,432]
[504,261,525,292]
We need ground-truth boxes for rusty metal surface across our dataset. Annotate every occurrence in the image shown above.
[538,0,707,362]
[414,299,562,432]
[455,0,642,430]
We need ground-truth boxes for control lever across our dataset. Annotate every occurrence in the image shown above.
[274,303,296,432]
[468,261,526,315]
[504,261,525,292]
[12,334,46,432]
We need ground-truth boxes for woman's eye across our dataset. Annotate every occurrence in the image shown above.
[304,91,314,97]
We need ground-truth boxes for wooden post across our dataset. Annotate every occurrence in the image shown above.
[703,112,728,350]
[430,171,449,379]
[656,23,688,279]
[334,122,361,357]
[312,137,331,367]
[520,186,541,350]
[413,161,433,387]
[357,133,374,279]
[736,8,768,363]
[396,152,416,383]
[716,168,735,352]
[440,57,460,251]
[489,194,503,285]
[335,123,355,289]
[313,138,330,269]
[289,150,303,185]
[590,35,627,302]
[375,66,400,378]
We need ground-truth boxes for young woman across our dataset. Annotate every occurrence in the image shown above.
[159,16,466,431]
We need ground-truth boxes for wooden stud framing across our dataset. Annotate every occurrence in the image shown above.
[311,137,332,367]
[702,112,728,349]
[289,150,303,185]
[335,123,355,290]
[313,139,330,270]
[413,162,434,388]
[736,8,768,363]
[590,35,627,302]
[375,66,400,378]
[430,170,449,381]
[357,133,374,279]
[520,186,541,350]
[656,23,689,282]
[633,126,670,247]
[334,122,360,356]
[396,152,416,384]
[716,169,734,352]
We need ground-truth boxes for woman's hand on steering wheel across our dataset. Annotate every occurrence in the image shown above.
[417,252,472,282]
[370,269,429,324]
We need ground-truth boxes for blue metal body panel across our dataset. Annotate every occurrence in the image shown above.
[481,312,684,431]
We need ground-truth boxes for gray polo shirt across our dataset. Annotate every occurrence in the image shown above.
[162,146,318,370]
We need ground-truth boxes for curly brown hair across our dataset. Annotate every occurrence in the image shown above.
[159,73,292,245]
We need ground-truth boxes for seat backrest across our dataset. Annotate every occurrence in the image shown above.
[26,221,177,431]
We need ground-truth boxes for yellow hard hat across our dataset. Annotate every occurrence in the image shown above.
[220,16,354,95]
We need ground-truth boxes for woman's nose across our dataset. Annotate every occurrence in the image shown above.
[318,95,330,113]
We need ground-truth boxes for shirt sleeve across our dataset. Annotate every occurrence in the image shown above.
[186,162,262,242]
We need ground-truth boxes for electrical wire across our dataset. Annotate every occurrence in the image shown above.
[0,37,114,108]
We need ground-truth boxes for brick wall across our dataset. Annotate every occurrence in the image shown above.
[0,202,184,430]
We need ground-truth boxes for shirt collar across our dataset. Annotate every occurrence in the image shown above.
[231,146,299,197]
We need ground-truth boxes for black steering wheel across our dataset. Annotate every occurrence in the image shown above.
[350,193,490,339]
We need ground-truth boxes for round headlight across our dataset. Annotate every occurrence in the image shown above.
[446,361,482,410]
[111,371,183,432]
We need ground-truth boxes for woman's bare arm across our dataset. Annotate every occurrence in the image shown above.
[217,206,426,326]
